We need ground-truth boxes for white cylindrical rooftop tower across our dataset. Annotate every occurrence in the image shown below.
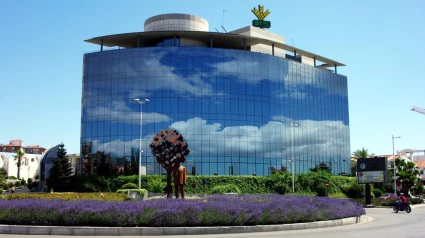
[144,13,209,32]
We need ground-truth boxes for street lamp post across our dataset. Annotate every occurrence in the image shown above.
[135,98,149,190]
[392,135,401,194]
[290,123,299,193]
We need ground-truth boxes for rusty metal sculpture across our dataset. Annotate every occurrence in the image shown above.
[150,129,190,198]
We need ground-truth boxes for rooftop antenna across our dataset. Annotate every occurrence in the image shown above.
[222,9,228,28]
[221,26,227,33]
[215,28,219,33]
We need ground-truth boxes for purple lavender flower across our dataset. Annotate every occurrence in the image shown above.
[0,195,365,227]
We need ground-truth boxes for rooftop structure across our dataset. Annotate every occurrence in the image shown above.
[85,13,345,73]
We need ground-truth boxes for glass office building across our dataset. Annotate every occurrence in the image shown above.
[81,14,350,176]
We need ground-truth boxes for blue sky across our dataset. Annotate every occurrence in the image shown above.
[1,0,424,156]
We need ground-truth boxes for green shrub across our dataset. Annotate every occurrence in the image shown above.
[410,198,424,204]
[27,183,33,190]
[8,176,17,179]
[330,176,356,194]
[32,181,39,189]
[69,174,358,196]
[35,174,40,179]
[122,182,138,189]
[372,182,393,194]
[209,184,241,194]
[27,178,33,184]
[71,174,275,195]
[357,197,423,206]
[269,172,291,194]
[21,179,26,186]
[14,181,21,187]
[297,170,334,196]
[8,182,13,188]
[372,188,383,198]
[71,175,112,192]
[145,177,166,193]
[2,184,8,190]
[345,183,365,198]
[113,175,137,189]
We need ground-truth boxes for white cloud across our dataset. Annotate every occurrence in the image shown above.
[86,100,170,124]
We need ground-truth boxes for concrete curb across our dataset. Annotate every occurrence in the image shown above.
[0,215,365,236]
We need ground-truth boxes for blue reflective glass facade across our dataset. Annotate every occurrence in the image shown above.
[81,46,350,176]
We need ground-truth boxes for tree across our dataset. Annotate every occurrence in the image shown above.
[350,160,357,176]
[352,147,375,159]
[394,158,419,195]
[310,162,332,173]
[47,143,73,192]
[0,168,7,186]
[150,129,190,198]
[14,150,25,179]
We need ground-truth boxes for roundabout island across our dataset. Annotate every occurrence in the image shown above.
[0,193,365,236]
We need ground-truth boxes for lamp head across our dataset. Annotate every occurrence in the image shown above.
[135,98,150,104]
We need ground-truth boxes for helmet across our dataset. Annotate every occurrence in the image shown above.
[400,193,404,196]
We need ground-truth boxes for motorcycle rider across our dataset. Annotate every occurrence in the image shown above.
[399,192,407,209]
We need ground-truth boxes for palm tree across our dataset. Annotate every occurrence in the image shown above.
[14,150,25,179]
[352,147,375,159]
[395,158,419,195]
[350,148,375,176]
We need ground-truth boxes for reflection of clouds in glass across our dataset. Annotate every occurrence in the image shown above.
[87,100,170,124]
[206,59,271,83]
[275,88,307,99]
[89,117,348,164]
[90,138,150,159]
[288,65,346,97]
[171,117,348,158]
[120,50,225,98]
[204,52,345,99]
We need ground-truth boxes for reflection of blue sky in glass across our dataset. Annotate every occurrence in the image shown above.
[82,47,350,176]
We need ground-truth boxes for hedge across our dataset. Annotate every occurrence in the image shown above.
[70,172,359,197]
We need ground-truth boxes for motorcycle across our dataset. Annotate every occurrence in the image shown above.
[393,200,411,213]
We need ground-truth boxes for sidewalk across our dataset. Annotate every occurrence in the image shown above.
[2,187,30,194]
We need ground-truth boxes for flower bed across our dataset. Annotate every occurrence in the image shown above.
[0,194,365,227]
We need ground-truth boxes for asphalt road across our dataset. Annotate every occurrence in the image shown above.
[2,206,425,238]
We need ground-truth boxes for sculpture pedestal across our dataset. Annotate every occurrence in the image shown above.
[128,190,148,201]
